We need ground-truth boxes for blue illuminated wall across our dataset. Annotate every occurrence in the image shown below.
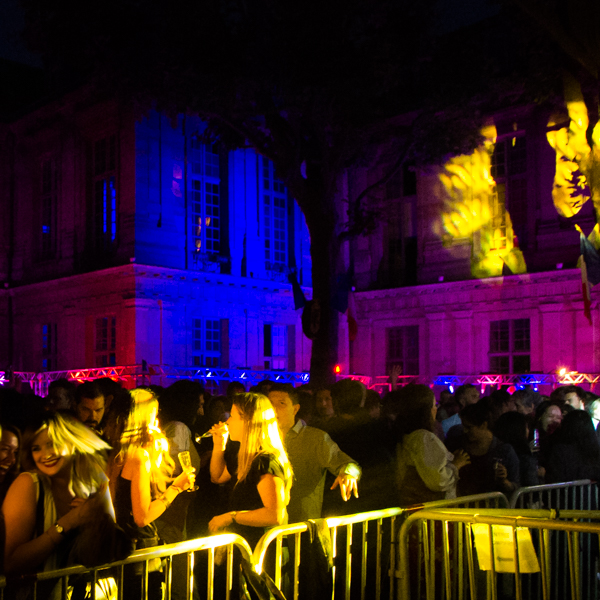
[133,111,312,286]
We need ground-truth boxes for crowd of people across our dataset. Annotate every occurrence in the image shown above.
[0,374,598,597]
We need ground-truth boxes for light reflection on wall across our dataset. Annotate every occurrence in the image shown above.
[546,77,600,219]
[437,125,527,278]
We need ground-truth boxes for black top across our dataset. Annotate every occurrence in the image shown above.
[114,473,158,544]
[546,443,600,484]
[447,436,520,497]
[228,453,287,549]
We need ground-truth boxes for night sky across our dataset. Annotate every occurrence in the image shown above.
[0,0,41,66]
[0,0,500,68]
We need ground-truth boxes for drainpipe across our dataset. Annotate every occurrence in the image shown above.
[158,299,164,366]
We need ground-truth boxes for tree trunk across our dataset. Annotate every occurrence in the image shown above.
[306,213,342,388]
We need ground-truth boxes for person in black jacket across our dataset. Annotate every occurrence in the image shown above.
[545,410,600,484]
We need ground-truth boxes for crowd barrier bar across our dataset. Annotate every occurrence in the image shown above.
[510,479,597,509]
[0,533,253,600]
[397,508,600,600]
[252,493,508,600]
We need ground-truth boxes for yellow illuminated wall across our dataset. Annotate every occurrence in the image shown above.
[437,125,527,278]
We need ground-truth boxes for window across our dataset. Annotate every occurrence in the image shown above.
[189,141,221,268]
[42,323,57,371]
[264,324,287,370]
[489,318,530,373]
[95,316,116,367]
[40,158,59,258]
[491,135,528,249]
[192,318,221,368]
[261,157,288,274]
[93,136,117,251]
[386,326,419,375]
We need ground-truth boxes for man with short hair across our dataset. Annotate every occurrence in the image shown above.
[74,381,106,433]
[268,383,360,523]
[563,385,586,411]
[441,384,480,436]
[45,378,76,411]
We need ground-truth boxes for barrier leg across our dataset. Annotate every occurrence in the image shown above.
[465,523,477,600]
[361,521,368,600]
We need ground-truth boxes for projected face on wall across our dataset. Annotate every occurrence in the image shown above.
[546,76,600,220]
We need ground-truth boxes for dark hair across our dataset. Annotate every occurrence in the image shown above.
[0,421,22,485]
[494,411,530,455]
[364,389,382,410]
[381,389,403,421]
[562,385,587,403]
[102,388,134,446]
[94,377,123,402]
[269,383,298,405]
[455,384,477,406]
[557,410,600,463]
[74,381,103,405]
[160,380,204,427]
[48,378,76,394]
[395,384,436,441]
[548,386,568,407]
[460,401,491,427]
[330,379,364,415]
[226,381,246,399]
[203,395,229,428]
[534,400,561,425]
[296,390,315,422]
[256,379,274,395]
[490,389,511,407]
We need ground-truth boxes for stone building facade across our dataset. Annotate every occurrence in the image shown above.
[1,86,597,388]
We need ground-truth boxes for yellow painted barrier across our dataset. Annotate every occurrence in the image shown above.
[397,508,600,600]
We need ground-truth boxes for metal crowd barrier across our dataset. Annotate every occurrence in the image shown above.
[252,493,508,600]
[0,533,253,600]
[510,479,598,510]
[397,507,600,600]
[12,487,599,600]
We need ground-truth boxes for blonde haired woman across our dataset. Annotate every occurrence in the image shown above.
[209,392,292,548]
[108,388,195,600]
[3,411,113,577]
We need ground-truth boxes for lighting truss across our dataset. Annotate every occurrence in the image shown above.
[0,365,310,396]
[3,367,597,396]
[433,372,600,390]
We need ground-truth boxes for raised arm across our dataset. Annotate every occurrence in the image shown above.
[209,422,232,485]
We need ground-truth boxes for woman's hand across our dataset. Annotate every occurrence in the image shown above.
[208,512,233,533]
[173,467,196,491]
[62,494,102,530]
[452,449,470,470]
[210,421,229,452]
